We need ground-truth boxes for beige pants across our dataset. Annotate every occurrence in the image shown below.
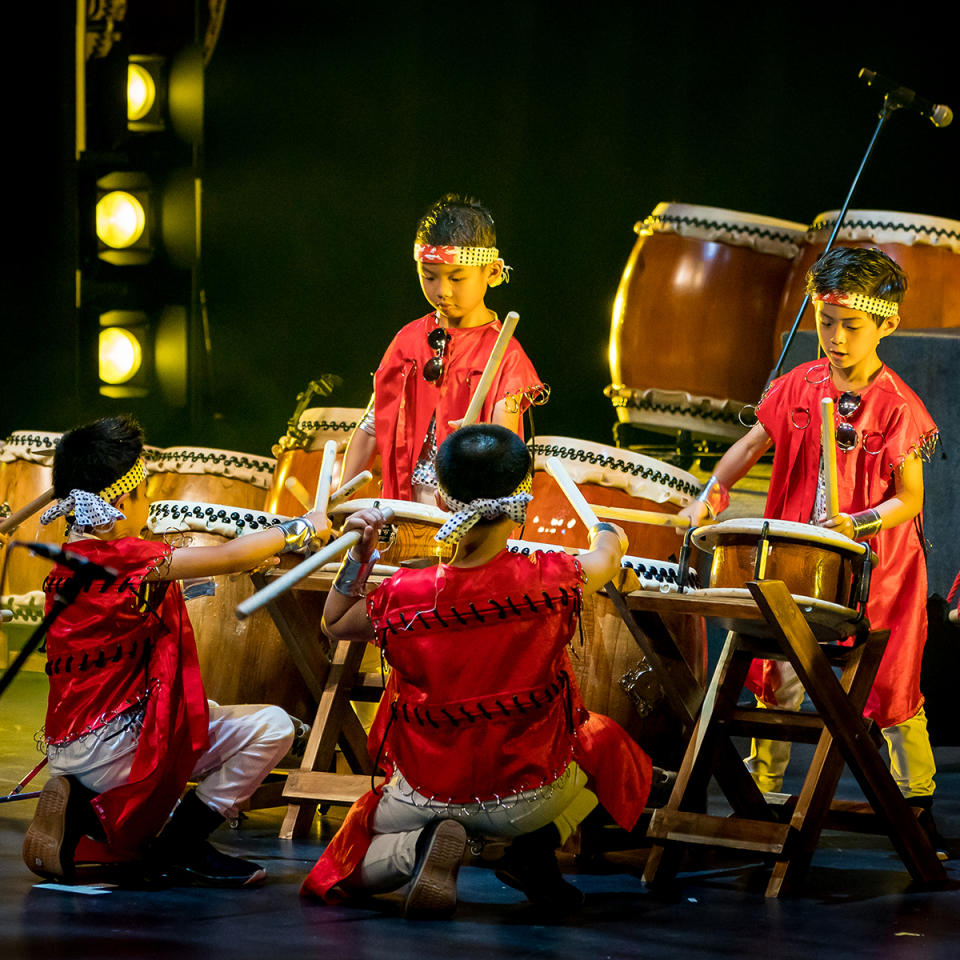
[744,664,936,798]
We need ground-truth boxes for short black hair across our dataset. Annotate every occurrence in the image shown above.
[806,247,907,325]
[436,425,530,503]
[415,193,497,248]
[52,415,145,499]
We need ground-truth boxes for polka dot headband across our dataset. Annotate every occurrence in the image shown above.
[434,474,533,545]
[813,290,899,318]
[414,243,500,266]
[40,457,146,528]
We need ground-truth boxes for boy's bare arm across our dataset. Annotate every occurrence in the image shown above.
[150,509,332,582]
[677,421,773,528]
[824,450,925,539]
[578,527,627,594]
[322,508,383,643]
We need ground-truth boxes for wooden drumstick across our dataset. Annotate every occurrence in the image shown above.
[236,504,395,619]
[284,476,312,511]
[328,470,373,508]
[0,487,55,535]
[313,440,338,514]
[545,456,601,531]
[587,503,691,529]
[461,311,519,427]
[821,397,840,519]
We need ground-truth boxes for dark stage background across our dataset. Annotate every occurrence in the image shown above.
[5,2,958,451]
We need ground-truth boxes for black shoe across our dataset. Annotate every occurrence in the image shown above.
[162,840,267,888]
[153,790,267,888]
[495,825,585,913]
[403,819,466,919]
[910,799,949,861]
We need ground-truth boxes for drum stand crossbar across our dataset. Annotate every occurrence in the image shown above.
[638,579,946,897]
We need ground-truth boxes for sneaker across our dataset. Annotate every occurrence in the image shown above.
[22,777,74,880]
[162,840,267,888]
[403,819,466,919]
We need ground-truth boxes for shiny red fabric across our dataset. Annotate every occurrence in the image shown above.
[747,359,938,728]
[301,550,651,903]
[43,537,209,856]
[373,312,546,500]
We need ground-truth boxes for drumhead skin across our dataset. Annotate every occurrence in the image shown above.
[608,203,807,440]
[293,407,367,452]
[691,517,872,558]
[147,447,277,489]
[0,430,61,465]
[147,500,288,539]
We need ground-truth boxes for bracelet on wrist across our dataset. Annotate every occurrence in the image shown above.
[696,475,730,520]
[278,516,318,554]
[849,508,882,540]
[333,549,380,597]
[588,521,629,555]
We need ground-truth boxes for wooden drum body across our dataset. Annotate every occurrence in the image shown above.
[0,431,66,595]
[773,210,960,358]
[691,518,875,640]
[329,498,454,566]
[608,202,806,440]
[146,447,276,511]
[266,407,380,516]
[147,500,318,719]
[527,437,700,560]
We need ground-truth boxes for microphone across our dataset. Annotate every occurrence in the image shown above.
[859,69,953,128]
[24,542,118,585]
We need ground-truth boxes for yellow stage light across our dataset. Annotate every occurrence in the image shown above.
[127,62,157,123]
[96,191,146,249]
[99,326,143,384]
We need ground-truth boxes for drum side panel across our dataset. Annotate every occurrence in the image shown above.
[147,473,266,510]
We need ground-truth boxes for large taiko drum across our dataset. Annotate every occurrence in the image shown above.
[772,209,960,358]
[525,437,700,560]
[506,539,705,768]
[0,431,66,596]
[328,498,454,566]
[607,202,806,440]
[690,518,875,641]
[146,447,276,511]
[146,500,319,719]
[265,407,380,517]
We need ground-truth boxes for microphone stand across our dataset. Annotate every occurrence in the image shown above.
[769,89,904,384]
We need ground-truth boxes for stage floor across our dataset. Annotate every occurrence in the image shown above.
[3,670,960,960]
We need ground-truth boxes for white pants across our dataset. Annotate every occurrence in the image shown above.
[48,702,294,820]
[744,663,936,798]
[356,764,594,893]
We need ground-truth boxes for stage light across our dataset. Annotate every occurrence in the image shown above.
[127,56,166,132]
[96,190,146,249]
[127,63,156,122]
[99,326,143,384]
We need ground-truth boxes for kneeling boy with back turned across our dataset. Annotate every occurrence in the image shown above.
[680,247,944,848]
[23,415,332,886]
[301,425,652,917]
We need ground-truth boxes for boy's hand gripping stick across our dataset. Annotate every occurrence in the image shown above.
[236,505,396,619]
[820,397,840,520]
[461,311,520,427]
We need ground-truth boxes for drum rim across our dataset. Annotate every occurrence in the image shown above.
[810,208,960,236]
[646,201,807,235]
[147,499,289,534]
[149,446,277,468]
[532,435,700,498]
[692,518,870,556]
[296,406,367,428]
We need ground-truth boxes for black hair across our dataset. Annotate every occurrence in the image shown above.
[436,424,531,503]
[52,415,145,499]
[415,193,497,248]
[806,247,907,325]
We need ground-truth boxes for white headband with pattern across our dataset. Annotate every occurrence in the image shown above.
[40,457,146,528]
[434,474,533,545]
[813,290,900,318]
[414,243,501,266]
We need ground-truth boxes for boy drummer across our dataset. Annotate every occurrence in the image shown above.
[339,193,547,504]
[679,247,943,848]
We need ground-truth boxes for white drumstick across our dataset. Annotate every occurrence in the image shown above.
[313,440,338,513]
[328,470,373,507]
[545,456,600,530]
[461,311,519,427]
[588,503,691,529]
[236,531,360,619]
[236,504,395,619]
[821,397,840,519]
[284,476,311,510]
[0,487,55,535]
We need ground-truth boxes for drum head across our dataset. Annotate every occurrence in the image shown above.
[148,500,288,539]
[692,518,872,560]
